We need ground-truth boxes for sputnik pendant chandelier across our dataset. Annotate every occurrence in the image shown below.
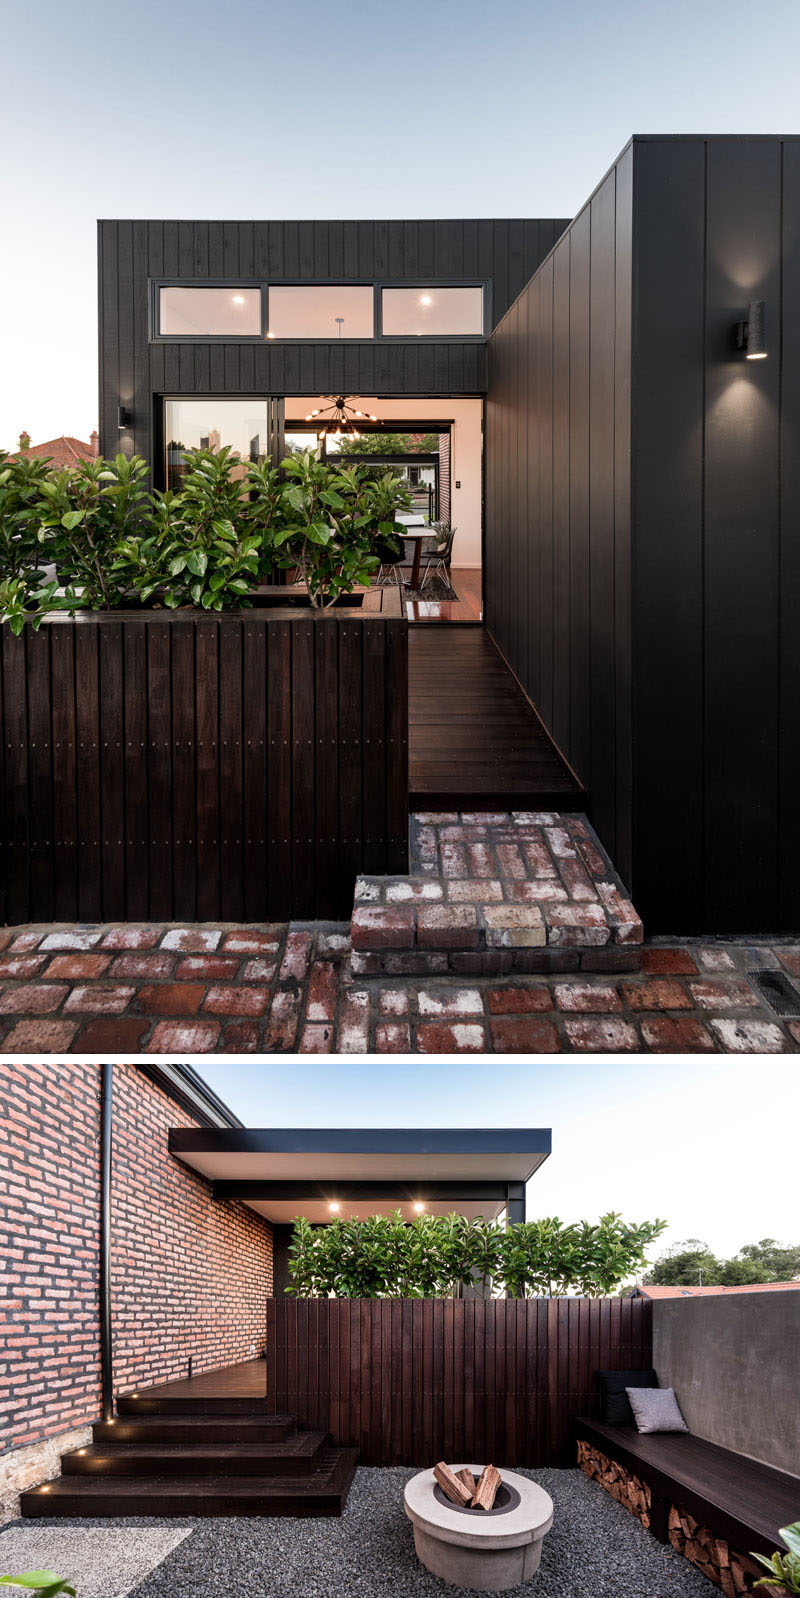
[303,396,379,440]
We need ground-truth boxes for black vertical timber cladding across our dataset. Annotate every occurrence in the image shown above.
[703,142,781,930]
[243,620,268,923]
[0,613,407,925]
[51,625,77,921]
[780,144,800,928]
[486,135,800,933]
[99,622,125,920]
[630,139,706,930]
[632,136,794,932]
[75,628,101,922]
[97,217,571,462]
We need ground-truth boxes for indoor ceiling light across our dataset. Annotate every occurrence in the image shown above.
[310,396,378,440]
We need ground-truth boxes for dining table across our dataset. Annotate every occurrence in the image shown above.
[400,529,430,590]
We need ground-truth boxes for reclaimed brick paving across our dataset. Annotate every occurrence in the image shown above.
[352,813,643,975]
[0,923,798,1053]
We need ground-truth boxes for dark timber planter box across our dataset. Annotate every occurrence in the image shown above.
[0,588,408,925]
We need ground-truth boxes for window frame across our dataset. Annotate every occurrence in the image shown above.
[377,281,488,341]
[149,278,490,343]
[151,280,267,343]
[265,282,378,343]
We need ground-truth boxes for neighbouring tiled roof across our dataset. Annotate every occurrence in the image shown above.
[8,435,95,469]
[634,1282,800,1298]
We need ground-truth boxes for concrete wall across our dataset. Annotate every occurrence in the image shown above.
[652,1291,800,1475]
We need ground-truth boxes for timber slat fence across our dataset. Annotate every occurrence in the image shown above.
[0,604,408,925]
[266,1296,652,1468]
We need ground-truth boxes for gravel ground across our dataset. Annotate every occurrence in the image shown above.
[0,1525,191,1598]
[10,1469,715,1598]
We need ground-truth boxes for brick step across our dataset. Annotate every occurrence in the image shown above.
[351,813,643,978]
[21,1449,360,1519]
[93,1413,296,1445]
[62,1431,329,1478]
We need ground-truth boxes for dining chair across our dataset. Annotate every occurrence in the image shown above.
[375,532,405,587]
[420,524,457,592]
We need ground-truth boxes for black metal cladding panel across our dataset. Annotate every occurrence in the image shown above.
[487,134,800,935]
[485,153,633,891]
[630,135,800,934]
[99,218,571,460]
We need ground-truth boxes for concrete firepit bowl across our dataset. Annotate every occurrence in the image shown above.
[404,1465,554,1592]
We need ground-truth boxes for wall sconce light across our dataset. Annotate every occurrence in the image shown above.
[118,405,130,430]
[328,1200,340,1213]
[413,1201,426,1214]
[736,300,767,359]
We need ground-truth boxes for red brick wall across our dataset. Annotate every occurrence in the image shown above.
[1,1064,273,1455]
[111,1067,272,1392]
[1,1064,102,1450]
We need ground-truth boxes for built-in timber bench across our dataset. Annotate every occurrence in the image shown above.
[575,1415,800,1596]
[351,811,643,976]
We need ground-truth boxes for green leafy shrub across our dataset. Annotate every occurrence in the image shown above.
[0,445,410,627]
[280,453,410,607]
[286,1210,666,1299]
[0,1573,76,1597]
[752,1523,800,1593]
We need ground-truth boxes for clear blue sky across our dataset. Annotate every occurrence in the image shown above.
[2,0,800,449]
[193,1058,800,1264]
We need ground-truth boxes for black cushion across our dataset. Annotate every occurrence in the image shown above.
[597,1369,659,1426]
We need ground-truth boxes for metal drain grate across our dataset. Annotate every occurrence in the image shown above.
[747,968,800,1018]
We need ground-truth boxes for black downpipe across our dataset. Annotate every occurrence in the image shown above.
[100,1064,114,1420]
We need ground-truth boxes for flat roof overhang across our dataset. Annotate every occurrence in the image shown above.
[168,1127,551,1223]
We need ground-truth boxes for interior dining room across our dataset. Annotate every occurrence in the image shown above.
[283,394,483,623]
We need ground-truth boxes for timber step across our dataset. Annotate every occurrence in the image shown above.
[21,1449,360,1519]
[116,1392,272,1417]
[62,1432,329,1478]
[93,1413,296,1445]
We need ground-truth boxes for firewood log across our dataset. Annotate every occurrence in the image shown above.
[455,1468,477,1496]
[471,1463,501,1510]
[433,1462,472,1506]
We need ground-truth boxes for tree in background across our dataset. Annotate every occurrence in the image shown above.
[336,431,439,457]
[643,1236,800,1287]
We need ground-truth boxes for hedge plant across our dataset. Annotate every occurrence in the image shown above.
[0,445,410,631]
[286,1211,666,1299]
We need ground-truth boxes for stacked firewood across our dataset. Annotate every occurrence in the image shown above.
[669,1507,762,1596]
[434,1462,501,1511]
[577,1441,652,1528]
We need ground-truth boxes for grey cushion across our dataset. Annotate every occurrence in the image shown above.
[626,1386,689,1434]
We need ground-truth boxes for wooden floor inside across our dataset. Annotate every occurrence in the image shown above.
[404,566,483,623]
[409,627,584,809]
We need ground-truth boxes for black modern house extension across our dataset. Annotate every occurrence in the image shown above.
[96,136,800,936]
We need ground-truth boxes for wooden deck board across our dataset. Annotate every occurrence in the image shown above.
[409,628,584,809]
[122,1357,267,1403]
